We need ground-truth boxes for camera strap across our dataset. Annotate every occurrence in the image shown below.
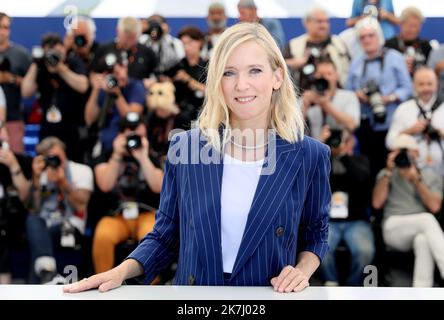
[415,98,444,160]
[362,48,386,80]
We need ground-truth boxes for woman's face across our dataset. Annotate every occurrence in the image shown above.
[221,41,283,128]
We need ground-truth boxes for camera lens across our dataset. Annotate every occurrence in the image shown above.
[312,78,329,95]
[74,35,87,48]
[126,134,142,150]
[44,50,61,67]
[394,149,411,168]
[45,155,62,169]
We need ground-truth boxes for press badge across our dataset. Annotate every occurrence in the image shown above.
[330,191,349,219]
[61,232,76,248]
[122,202,139,220]
[46,105,62,123]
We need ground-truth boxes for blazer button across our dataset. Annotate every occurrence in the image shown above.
[188,275,195,285]
[276,226,285,237]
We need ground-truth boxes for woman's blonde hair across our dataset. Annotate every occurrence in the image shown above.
[197,22,305,151]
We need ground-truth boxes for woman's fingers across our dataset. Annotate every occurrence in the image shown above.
[271,266,310,293]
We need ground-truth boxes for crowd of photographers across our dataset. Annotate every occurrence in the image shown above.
[1,0,444,287]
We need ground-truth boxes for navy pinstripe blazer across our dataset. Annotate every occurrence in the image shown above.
[128,129,331,286]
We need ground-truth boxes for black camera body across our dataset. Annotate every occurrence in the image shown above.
[105,74,118,89]
[363,80,386,123]
[44,50,62,67]
[394,148,412,168]
[126,133,142,151]
[74,35,87,48]
[326,129,343,148]
[44,155,62,169]
[147,21,164,42]
[311,77,329,95]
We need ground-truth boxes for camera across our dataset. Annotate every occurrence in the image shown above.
[362,80,386,123]
[120,112,142,131]
[44,50,62,67]
[311,77,329,95]
[126,133,142,151]
[117,160,140,198]
[423,123,441,141]
[74,34,87,48]
[105,74,118,89]
[44,155,62,169]
[0,56,11,72]
[326,129,343,148]
[394,148,412,168]
[146,20,164,42]
[405,46,426,71]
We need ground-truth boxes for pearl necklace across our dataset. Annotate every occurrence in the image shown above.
[230,137,268,150]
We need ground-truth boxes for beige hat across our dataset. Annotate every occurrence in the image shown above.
[393,134,419,151]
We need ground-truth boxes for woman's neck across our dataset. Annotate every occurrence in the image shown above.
[187,54,200,66]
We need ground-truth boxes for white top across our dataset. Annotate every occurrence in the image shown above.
[220,153,264,273]
[386,97,444,175]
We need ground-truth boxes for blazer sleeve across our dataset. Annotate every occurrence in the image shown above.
[297,142,331,262]
[126,135,182,283]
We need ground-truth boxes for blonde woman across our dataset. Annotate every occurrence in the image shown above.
[64,23,330,294]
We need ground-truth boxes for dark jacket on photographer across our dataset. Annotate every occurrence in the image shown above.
[94,150,161,215]
[34,54,88,163]
[330,153,372,222]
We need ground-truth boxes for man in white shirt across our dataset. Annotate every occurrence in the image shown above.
[386,67,444,175]
[302,59,360,142]
[27,136,93,283]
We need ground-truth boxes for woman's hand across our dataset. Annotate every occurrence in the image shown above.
[63,266,125,293]
[270,265,310,293]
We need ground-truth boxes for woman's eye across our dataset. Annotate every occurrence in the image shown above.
[223,70,234,77]
[250,68,262,74]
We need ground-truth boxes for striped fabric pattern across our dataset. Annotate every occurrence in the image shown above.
[128,129,331,286]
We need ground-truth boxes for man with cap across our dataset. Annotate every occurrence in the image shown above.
[372,133,444,287]
[237,0,286,52]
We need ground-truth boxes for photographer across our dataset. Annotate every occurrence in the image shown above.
[92,17,157,90]
[285,7,350,89]
[64,16,101,73]
[387,67,444,175]
[0,127,32,284]
[346,17,412,179]
[139,15,184,75]
[27,137,93,283]
[372,134,444,287]
[164,26,207,123]
[319,129,374,286]
[0,12,32,153]
[302,59,360,140]
[85,50,146,155]
[347,0,399,40]
[385,7,433,76]
[21,33,89,163]
[92,112,163,273]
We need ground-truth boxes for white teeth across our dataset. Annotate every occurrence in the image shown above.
[236,96,255,102]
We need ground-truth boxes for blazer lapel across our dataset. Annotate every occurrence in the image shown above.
[187,138,225,284]
[230,137,304,279]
